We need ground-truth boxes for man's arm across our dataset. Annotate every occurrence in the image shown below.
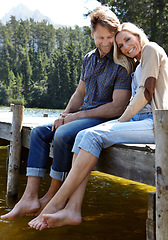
[63,89,131,123]
[52,80,85,130]
[63,80,85,114]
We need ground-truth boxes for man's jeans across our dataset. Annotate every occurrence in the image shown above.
[26,118,105,181]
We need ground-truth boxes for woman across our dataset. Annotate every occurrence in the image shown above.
[27,22,168,230]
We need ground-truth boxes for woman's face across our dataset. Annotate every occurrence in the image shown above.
[115,30,142,61]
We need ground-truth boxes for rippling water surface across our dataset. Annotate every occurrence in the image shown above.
[0,147,155,240]
[0,107,155,239]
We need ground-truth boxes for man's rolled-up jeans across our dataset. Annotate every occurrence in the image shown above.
[26,118,106,181]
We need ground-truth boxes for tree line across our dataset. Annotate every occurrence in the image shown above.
[0,16,95,109]
[97,0,168,54]
[0,0,167,109]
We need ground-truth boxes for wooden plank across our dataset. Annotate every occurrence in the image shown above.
[147,192,156,220]
[146,192,156,240]
[146,220,156,240]
[0,112,55,148]
[0,123,32,149]
[0,122,12,141]
[21,126,32,149]
[155,110,168,239]
[95,143,155,186]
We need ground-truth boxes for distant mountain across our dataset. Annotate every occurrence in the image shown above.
[1,3,61,27]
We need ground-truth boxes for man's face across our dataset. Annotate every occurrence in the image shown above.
[92,23,115,58]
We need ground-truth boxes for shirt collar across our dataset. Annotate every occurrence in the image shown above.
[95,47,113,60]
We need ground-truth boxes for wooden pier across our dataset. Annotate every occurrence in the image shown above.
[0,108,156,186]
[0,105,161,240]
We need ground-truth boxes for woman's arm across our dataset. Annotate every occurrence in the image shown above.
[118,87,148,122]
[119,43,160,122]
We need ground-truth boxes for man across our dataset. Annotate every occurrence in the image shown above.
[1,6,132,220]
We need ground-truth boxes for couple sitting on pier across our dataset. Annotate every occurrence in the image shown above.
[1,6,168,230]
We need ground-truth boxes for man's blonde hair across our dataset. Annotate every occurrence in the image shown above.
[90,6,120,34]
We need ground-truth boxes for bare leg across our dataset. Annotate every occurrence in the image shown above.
[28,178,62,216]
[1,176,41,220]
[28,150,98,230]
[42,153,90,228]
[42,173,90,228]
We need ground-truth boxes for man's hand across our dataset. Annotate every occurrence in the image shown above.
[63,113,78,124]
[52,115,65,131]
[51,112,79,131]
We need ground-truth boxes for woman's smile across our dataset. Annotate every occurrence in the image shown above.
[128,48,134,54]
[116,31,142,61]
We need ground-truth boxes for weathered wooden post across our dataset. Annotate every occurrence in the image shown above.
[155,110,168,240]
[7,104,24,198]
[146,192,156,240]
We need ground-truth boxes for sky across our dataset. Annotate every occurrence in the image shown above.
[0,0,101,26]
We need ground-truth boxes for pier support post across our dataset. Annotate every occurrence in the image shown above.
[7,104,24,198]
[155,110,168,240]
[146,192,156,240]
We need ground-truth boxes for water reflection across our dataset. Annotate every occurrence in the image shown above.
[0,146,155,240]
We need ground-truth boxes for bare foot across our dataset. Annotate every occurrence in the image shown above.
[27,181,62,217]
[26,196,51,217]
[42,208,82,228]
[28,198,65,230]
[1,197,40,220]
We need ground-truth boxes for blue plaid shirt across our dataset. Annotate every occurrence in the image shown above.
[81,48,132,110]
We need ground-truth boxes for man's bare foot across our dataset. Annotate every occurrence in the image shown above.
[1,197,40,220]
[26,196,51,217]
[27,180,62,217]
[42,208,82,228]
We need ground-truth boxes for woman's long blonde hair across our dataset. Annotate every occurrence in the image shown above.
[113,22,149,73]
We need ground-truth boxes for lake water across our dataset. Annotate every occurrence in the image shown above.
[0,106,63,117]
[0,107,155,240]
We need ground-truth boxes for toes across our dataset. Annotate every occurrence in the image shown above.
[28,216,47,230]
[28,218,36,227]
[39,222,48,230]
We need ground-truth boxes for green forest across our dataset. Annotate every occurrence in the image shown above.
[0,17,95,108]
[0,0,167,109]
[97,0,168,53]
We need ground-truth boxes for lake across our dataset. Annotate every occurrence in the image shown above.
[0,107,155,240]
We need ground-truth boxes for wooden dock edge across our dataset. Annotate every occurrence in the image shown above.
[95,143,155,186]
[0,120,156,186]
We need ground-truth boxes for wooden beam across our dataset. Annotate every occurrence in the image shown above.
[146,192,156,240]
[95,143,155,186]
[155,110,168,239]
[0,122,12,141]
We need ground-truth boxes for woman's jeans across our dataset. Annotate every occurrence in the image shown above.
[26,118,105,180]
[72,112,155,158]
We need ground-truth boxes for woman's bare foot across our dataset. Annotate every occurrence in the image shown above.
[1,196,40,220]
[28,197,65,230]
[42,208,82,228]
